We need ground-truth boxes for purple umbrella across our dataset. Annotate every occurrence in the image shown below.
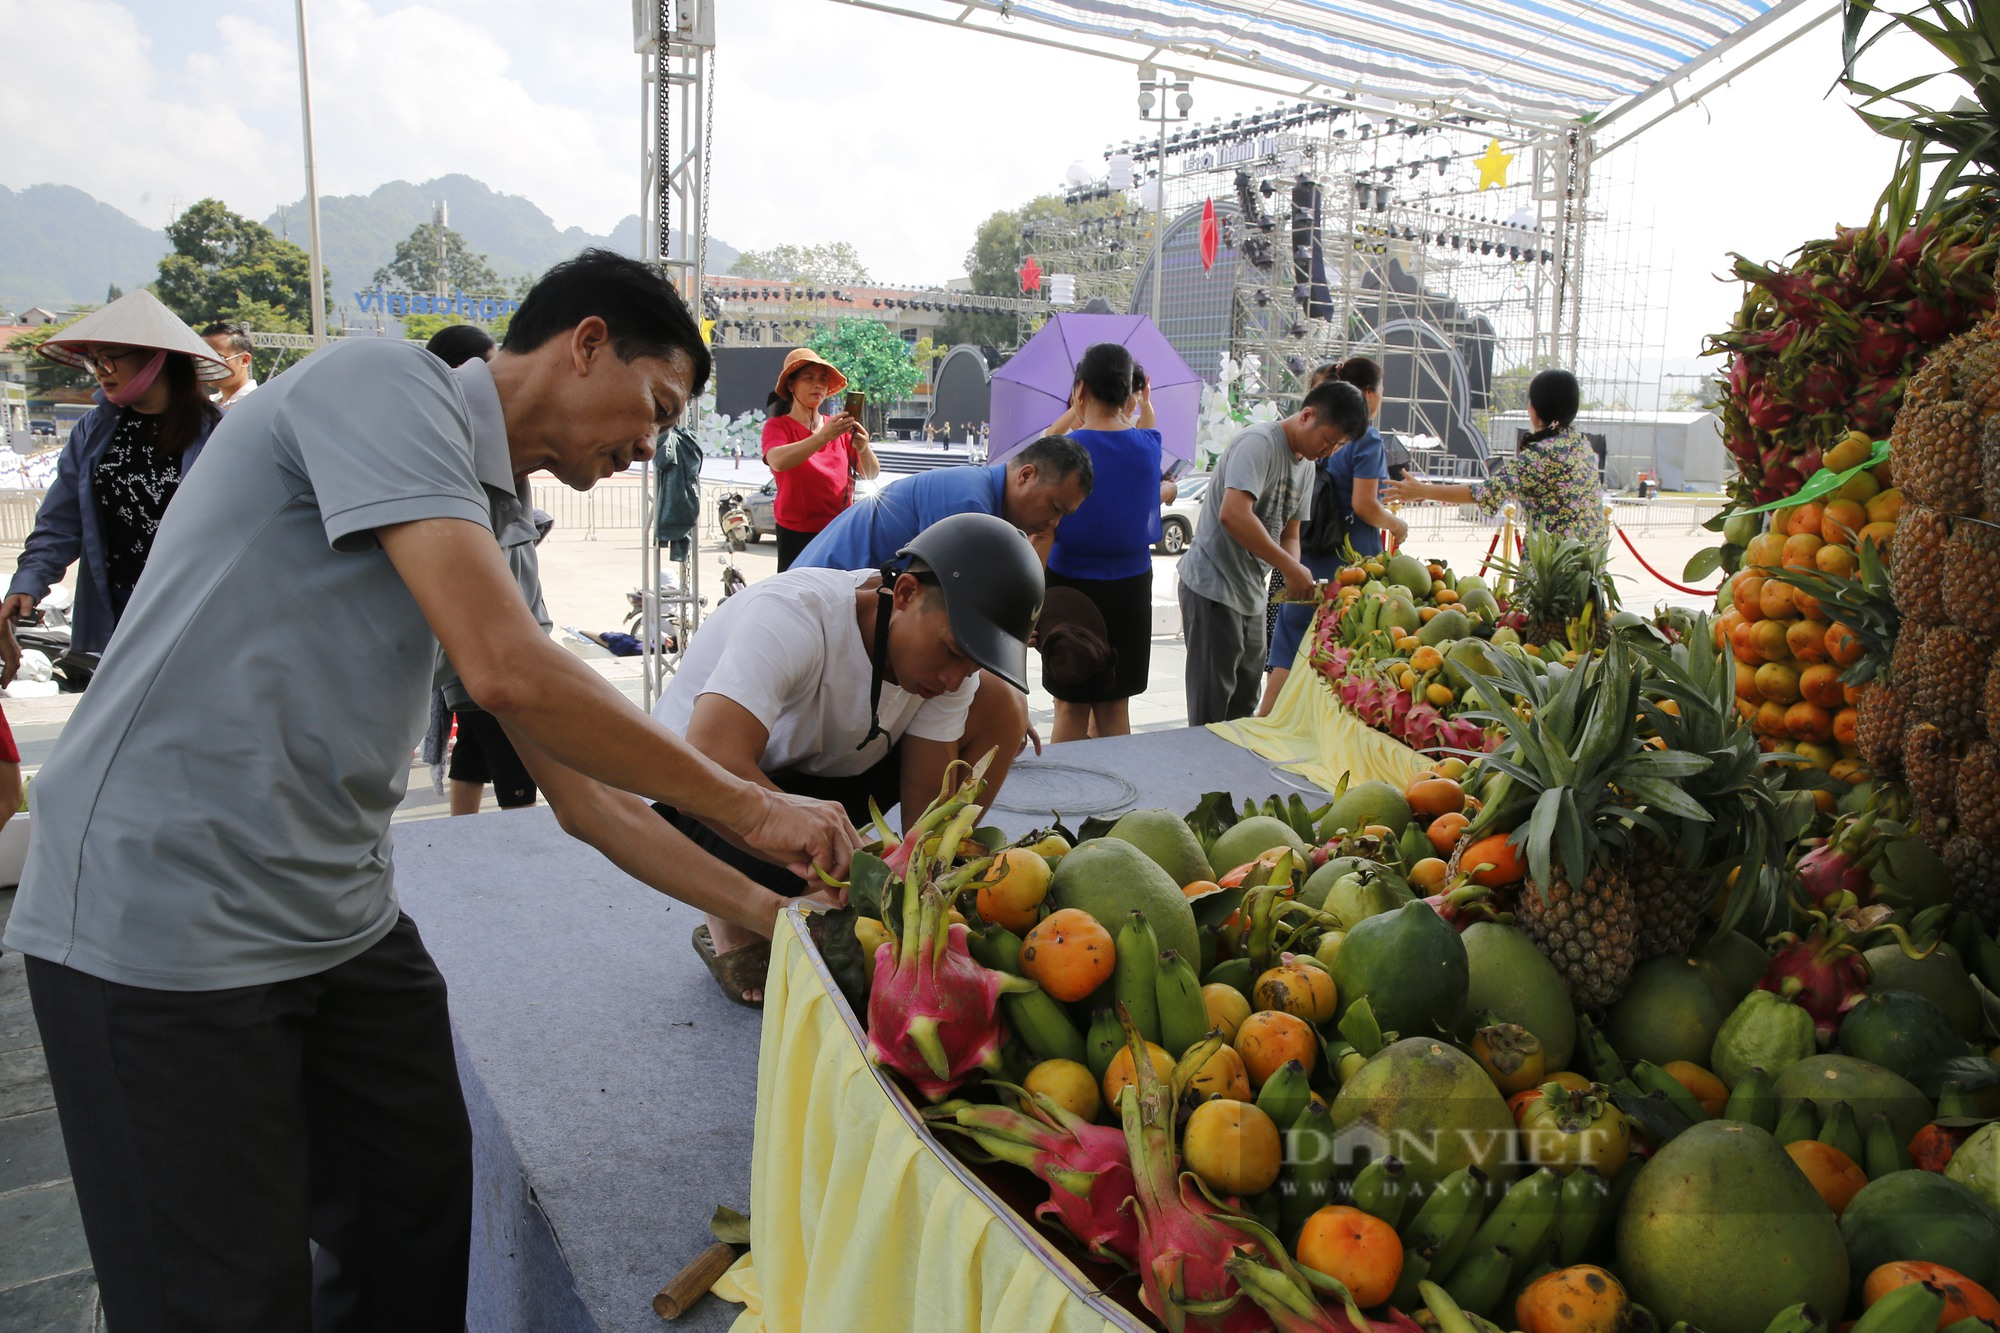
[989,313,1201,463]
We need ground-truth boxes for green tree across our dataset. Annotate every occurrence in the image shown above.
[934,193,1125,348]
[6,322,95,393]
[400,310,511,346]
[728,242,870,285]
[105,283,123,302]
[373,222,504,296]
[808,318,920,431]
[156,198,323,330]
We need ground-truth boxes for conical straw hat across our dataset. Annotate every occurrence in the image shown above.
[39,290,233,383]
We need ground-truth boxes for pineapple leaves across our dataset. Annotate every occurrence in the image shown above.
[1524,786,1565,895]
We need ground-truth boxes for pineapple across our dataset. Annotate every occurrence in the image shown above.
[1892,508,1950,627]
[1896,398,1981,517]
[1988,645,2000,744]
[1947,834,2000,932]
[1501,529,1617,649]
[1956,740,2000,842]
[1857,681,1907,776]
[1939,521,2000,638]
[1904,721,1961,822]
[1893,622,1931,695]
[1961,340,2000,414]
[1461,638,1721,1006]
[1983,415,2000,517]
[1912,624,1992,742]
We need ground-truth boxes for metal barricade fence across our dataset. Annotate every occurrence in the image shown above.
[0,490,45,546]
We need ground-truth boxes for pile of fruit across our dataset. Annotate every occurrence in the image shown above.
[821,627,2000,1333]
[1306,533,1642,756]
[1707,200,1998,508]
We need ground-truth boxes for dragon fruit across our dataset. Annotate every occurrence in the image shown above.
[1113,1007,1290,1332]
[1756,891,1939,1042]
[1794,810,1884,907]
[1226,1252,1424,1333]
[864,757,1036,1101]
[942,1089,1141,1265]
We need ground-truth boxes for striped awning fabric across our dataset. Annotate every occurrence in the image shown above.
[988,0,1795,127]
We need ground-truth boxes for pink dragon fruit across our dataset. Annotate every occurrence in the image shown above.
[1756,893,1891,1042]
[944,1090,1141,1266]
[1794,810,1884,907]
[1850,315,1915,377]
[1113,1007,1290,1333]
[865,760,1036,1101]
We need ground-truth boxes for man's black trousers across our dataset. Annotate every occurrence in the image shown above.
[25,913,473,1331]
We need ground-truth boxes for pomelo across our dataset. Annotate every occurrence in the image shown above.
[1208,815,1307,877]
[1047,838,1199,964]
[1106,808,1214,890]
[1773,1054,1932,1148]
[1318,781,1414,840]
[1416,606,1472,647]
[1605,957,1734,1067]
[1459,921,1576,1072]
[1698,928,1770,1001]
[1385,552,1432,598]
[1330,1036,1515,1192]
[1861,943,1981,1038]
[1616,1121,1849,1333]
[1840,1170,2000,1304]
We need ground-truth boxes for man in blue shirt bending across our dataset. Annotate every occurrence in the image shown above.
[794,434,1093,570]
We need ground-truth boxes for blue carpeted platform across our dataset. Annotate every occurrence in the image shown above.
[394,727,1328,1331]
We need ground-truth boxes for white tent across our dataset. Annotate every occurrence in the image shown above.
[1490,409,1728,492]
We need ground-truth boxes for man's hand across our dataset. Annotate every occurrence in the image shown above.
[725,786,862,882]
[1386,515,1411,545]
[1281,559,1316,599]
[1021,723,1043,757]
[1,594,35,626]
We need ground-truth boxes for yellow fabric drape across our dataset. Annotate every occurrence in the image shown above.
[1206,625,1430,792]
[720,912,1144,1333]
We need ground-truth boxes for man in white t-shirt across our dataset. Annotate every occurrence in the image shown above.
[200,321,258,409]
[653,512,1043,1005]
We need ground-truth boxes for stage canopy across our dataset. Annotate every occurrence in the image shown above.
[834,0,1828,138]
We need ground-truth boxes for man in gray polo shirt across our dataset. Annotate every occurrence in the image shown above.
[3,250,859,1329]
[1176,379,1367,726]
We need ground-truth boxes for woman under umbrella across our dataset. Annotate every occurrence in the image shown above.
[4,291,229,660]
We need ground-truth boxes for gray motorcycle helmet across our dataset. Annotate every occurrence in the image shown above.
[894,512,1044,692]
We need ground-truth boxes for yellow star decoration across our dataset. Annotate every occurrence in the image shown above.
[1475,138,1514,191]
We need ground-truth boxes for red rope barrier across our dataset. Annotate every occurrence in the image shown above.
[1475,529,1502,577]
[1614,524,1721,597]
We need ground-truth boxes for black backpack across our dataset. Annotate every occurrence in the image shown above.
[1298,463,1348,558]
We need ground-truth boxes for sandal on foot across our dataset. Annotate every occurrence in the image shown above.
[693,924,769,1010]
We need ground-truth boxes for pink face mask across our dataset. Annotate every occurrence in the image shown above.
[103,351,168,407]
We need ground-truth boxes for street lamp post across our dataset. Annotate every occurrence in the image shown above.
[294,0,327,348]
[1137,67,1193,328]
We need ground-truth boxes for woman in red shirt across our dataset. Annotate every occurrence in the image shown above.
[763,348,878,570]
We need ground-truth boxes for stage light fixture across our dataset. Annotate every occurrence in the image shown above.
[872,298,882,307]
[1286,355,1307,375]
[1253,288,1271,306]
[1480,240,1493,255]
[1292,283,1311,304]
[1288,322,1307,338]
[1509,246,1521,260]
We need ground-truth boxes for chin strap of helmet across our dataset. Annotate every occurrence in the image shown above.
[857,565,899,752]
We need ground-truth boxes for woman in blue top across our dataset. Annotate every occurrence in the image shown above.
[1044,343,1174,743]
[1259,357,1409,714]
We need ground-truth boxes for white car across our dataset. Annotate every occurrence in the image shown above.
[1157,472,1210,555]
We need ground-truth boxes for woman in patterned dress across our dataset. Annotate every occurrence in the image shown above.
[4,292,229,659]
[1383,368,1607,545]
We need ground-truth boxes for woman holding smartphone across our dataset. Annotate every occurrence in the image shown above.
[762,348,878,570]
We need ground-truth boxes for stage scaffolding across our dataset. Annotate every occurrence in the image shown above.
[635,0,714,708]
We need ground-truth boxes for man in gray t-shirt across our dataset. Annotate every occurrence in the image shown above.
[2,251,860,1328]
[1177,380,1369,725]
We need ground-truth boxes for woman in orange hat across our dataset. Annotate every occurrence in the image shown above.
[762,347,878,570]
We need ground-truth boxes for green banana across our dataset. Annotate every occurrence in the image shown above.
[1723,1067,1777,1130]
[1254,1059,1313,1129]
[1417,1280,1483,1333]
[1464,1167,1563,1279]
[1390,1248,1433,1311]
[1400,1165,1483,1255]
[1083,1007,1122,1083]
[1203,956,1253,992]
[1555,1167,1607,1265]
[1350,1155,1408,1228]
[1170,1033,1226,1106]
[1973,933,2000,995]
[1113,911,1163,1045]
[1427,1168,1493,1281]
[1287,793,1318,845]
[1007,988,1088,1064]
[1154,948,1212,1055]
[1280,1100,1340,1243]
[1773,1097,1819,1146]
[1633,1061,1712,1123]
[968,925,1086,1063]
[1818,1099,1865,1166]
[1759,1302,1830,1333]
[1576,1013,1625,1085]
[1851,1278,1947,1333]
[1865,1112,1911,1179]
[1943,1318,1999,1333]
[1442,1243,1515,1319]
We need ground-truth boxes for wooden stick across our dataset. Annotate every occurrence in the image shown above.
[652,1241,738,1321]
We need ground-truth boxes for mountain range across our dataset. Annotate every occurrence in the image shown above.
[0,176,738,317]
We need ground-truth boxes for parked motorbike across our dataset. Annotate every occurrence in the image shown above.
[716,492,750,552]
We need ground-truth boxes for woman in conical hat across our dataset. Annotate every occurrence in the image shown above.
[3,291,229,666]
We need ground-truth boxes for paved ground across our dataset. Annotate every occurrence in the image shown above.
[0,484,1721,1322]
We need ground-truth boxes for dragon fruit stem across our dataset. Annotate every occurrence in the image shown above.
[906,1015,951,1081]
